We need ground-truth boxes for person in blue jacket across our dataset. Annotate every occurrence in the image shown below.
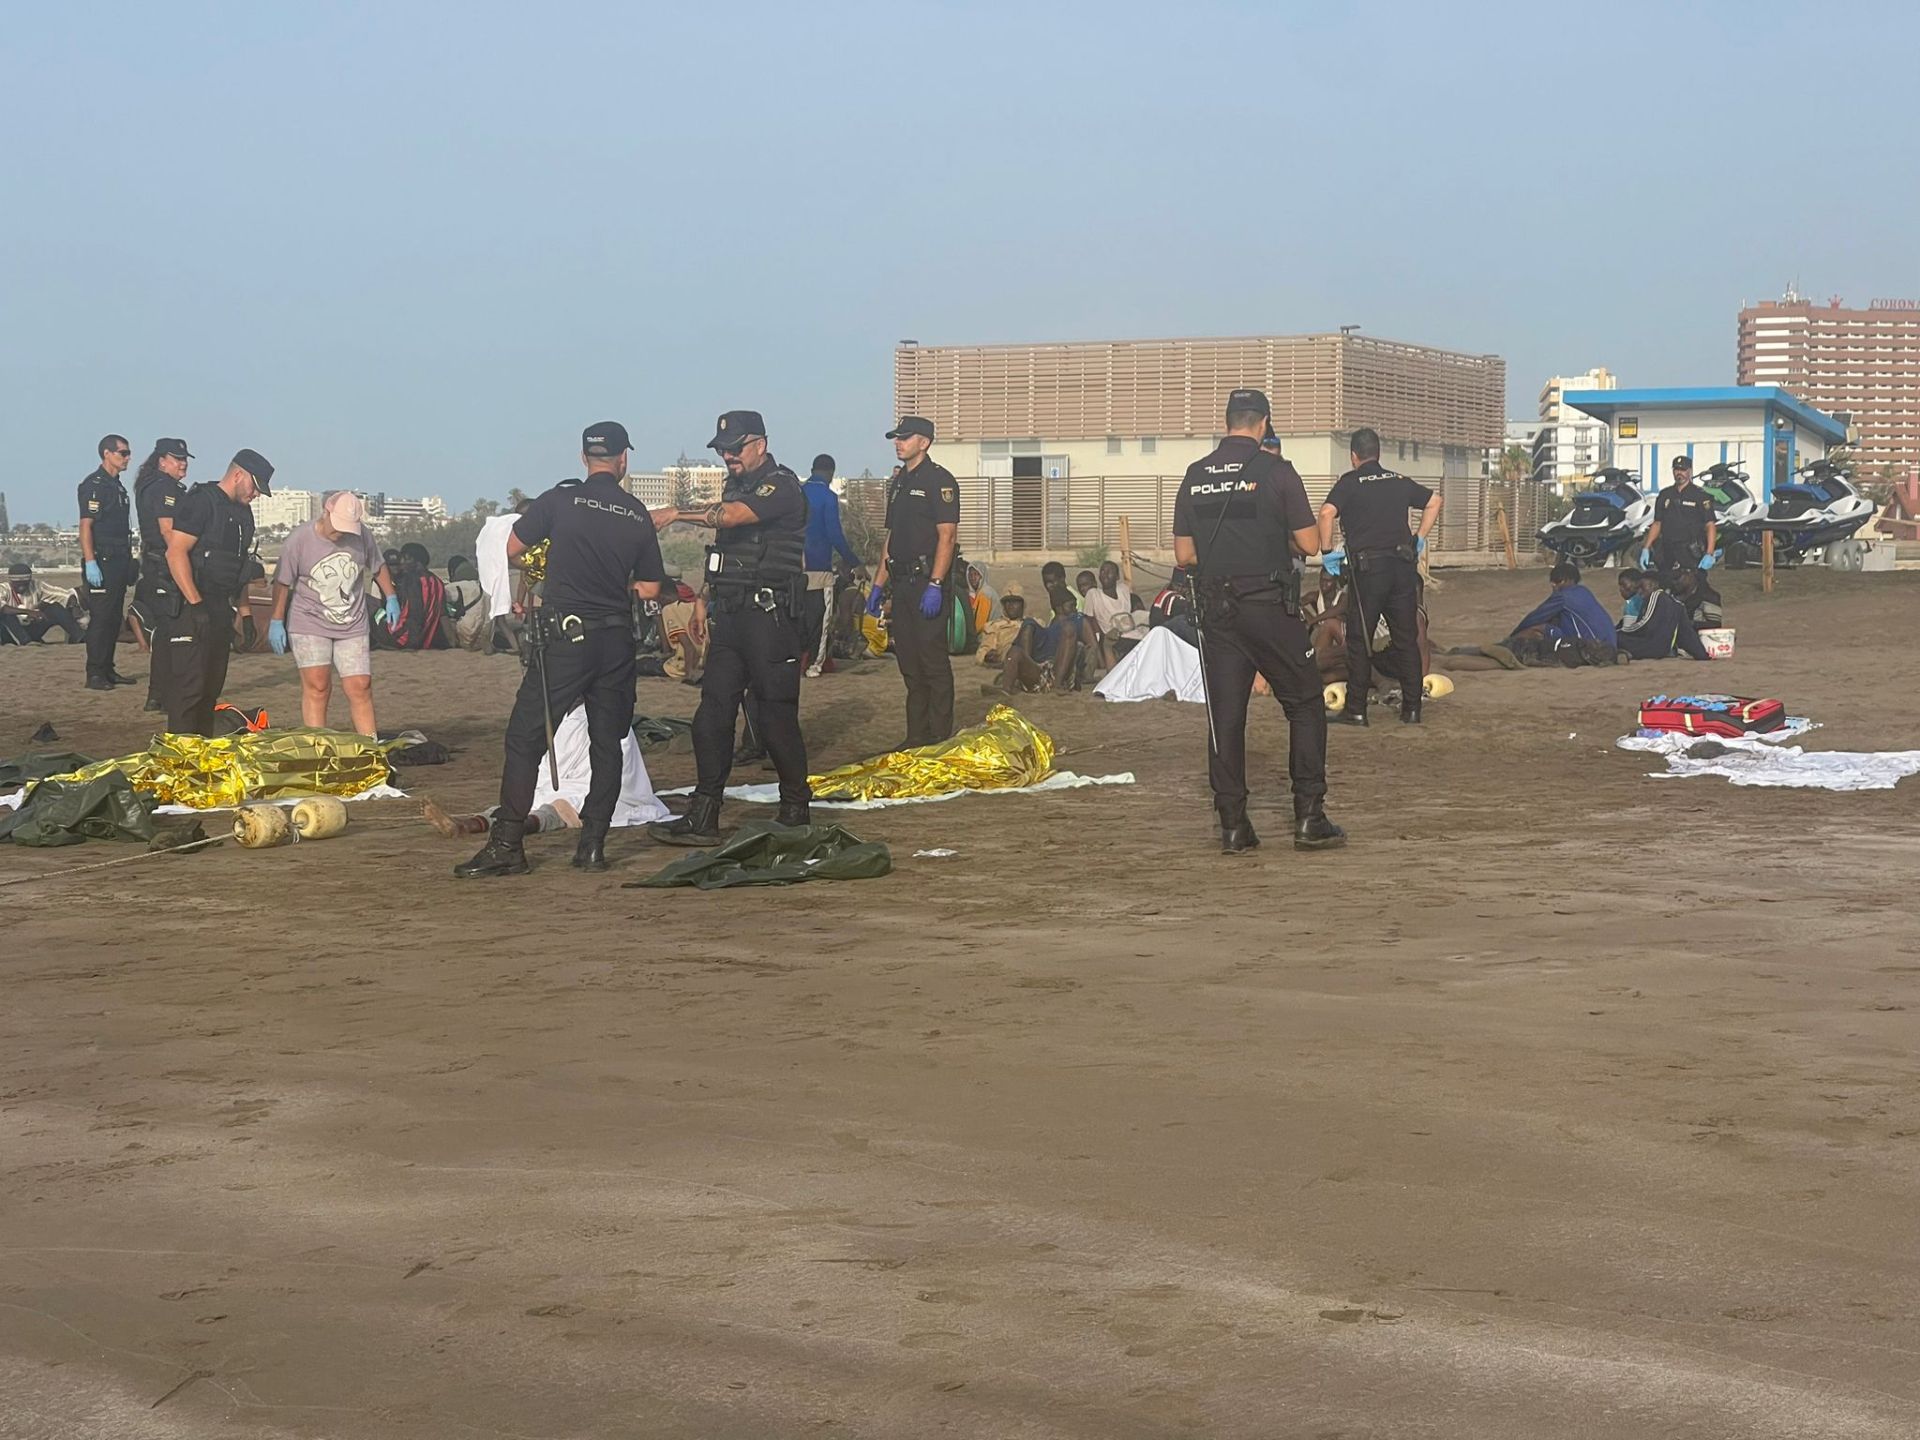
[1507,562,1617,648]
[801,454,864,677]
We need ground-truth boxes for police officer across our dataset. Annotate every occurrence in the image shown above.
[134,438,193,713]
[1641,454,1718,581]
[1319,427,1442,726]
[868,416,958,747]
[1174,389,1345,855]
[650,410,811,847]
[457,422,666,877]
[164,450,270,735]
[78,433,136,690]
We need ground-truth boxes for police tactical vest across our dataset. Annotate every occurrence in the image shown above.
[186,483,251,598]
[136,473,177,553]
[709,465,807,587]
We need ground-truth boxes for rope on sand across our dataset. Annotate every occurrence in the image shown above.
[0,836,226,889]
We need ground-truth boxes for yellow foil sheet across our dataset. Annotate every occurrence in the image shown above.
[45,729,398,810]
[519,539,550,585]
[808,704,1054,803]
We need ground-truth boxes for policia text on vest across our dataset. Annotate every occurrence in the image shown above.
[456,422,667,878]
[648,410,813,850]
[1172,390,1345,856]
[163,449,273,736]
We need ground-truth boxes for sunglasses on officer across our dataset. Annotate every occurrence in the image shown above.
[717,436,762,459]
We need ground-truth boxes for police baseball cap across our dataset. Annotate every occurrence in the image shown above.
[1672,454,1693,471]
[886,416,935,441]
[583,421,632,457]
[1226,388,1271,420]
[232,448,273,493]
[156,437,193,460]
[708,411,765,451]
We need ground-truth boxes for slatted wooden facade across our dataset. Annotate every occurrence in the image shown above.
[894,333,1504,449]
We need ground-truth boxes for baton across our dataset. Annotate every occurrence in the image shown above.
[532,611,560,790]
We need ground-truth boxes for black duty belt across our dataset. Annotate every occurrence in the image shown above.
[711,582,798,613]
[550,612,630,639]
[1353,546,1414,562]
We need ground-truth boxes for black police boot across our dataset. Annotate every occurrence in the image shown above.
[571,822,610,872]
[1399,698,1423,725]
[85,676,114,692]
[453,817,529,878]
[1219,806,1260,856]
[1331,706,1368,727]
[109,669,138,686]
[776,800,810,828]
[649,795,723,848]
[1293,796,1348,851]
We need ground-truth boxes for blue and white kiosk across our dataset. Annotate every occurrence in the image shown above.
[1561,385,1847,504]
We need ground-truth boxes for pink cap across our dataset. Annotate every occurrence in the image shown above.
[323,490,364,534]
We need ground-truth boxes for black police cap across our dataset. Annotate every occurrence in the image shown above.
[1226,388,1271,420]
[886,416,935,441]
[232,448,273,493]
[708,411,765,451]
[156,437,194,460]
[583,421,632,457]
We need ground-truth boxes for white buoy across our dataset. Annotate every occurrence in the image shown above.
[290,796,349,839]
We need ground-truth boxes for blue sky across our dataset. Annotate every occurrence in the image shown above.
[3,0,1914,521]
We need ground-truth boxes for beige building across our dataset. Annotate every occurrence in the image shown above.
[890,332,1507,559]
[626,460,726,509]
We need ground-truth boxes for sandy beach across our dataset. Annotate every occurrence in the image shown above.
[3,566,1917,1439]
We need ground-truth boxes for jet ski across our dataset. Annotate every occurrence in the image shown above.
[1754,459,1876,563]
[1693,461,1766,564]
[1538,468,1652,563]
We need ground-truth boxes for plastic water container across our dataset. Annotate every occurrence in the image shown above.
[1699,627,1736,660]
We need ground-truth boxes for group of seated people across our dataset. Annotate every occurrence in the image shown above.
[1,562,84,646]
[975,559,1148,695]
[1449,560,1723,670]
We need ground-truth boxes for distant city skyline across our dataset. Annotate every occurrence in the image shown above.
[3,2,1916,523]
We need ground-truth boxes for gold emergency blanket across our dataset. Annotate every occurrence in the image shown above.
[45,729,397,810]
[808,704,1054,803]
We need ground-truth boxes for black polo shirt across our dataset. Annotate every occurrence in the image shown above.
[137,470,188,554]
[884,457,960,572]
[1324,459,1433,553]
[1172,437,1315,578]
[77,466,133,553]
[1653,481,1714,551]
[724,455,806,528]
[513,472,665,622]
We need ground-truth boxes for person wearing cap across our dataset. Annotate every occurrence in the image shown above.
[648,409,811,847]
[269,491,400,736]
[1318,426,1442,726]
[871,416,959,746]
[801,452,863,680]
[132,437,194,711]
[1640,454,1717,580]
[77,433,137,691]
[162,449,270,735]
[1173,388,1345,854]
[3,561,83,645]
[456,422,666,878]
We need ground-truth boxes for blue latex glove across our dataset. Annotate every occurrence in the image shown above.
[83,560,103,587]
[384,593,401,628]
[865,583,886,618]
[268,618,288,654]
[1638,547,1653,568]
[918,581,944,619]
[1415,536,1427,556]
[1698,551,1718,571]
[1322,550,1344,577]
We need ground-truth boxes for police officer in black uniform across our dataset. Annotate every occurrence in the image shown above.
[868,416,959,747]
[164,449,270,735]
[1319,427,1443,726]
[650,410,811,847]
[78,433,136,690]
[1641,454,1718,581]
[457,423,666,877]
[134,438,193,713]
[1174,389,1345,855]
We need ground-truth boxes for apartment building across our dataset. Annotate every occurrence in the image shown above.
[1738,291,1919,473]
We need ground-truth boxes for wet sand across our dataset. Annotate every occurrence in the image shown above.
[3,568,1917,1439]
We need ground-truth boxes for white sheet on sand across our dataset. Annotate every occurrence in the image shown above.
[475,512,520,621]
[1094,627,1203,705]
[534,704,670,826]
[661,770,1136,811]
[1616,718,1920,791]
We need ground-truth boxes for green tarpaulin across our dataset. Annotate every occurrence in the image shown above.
[627,819,891,890]
[0,772,157,848]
